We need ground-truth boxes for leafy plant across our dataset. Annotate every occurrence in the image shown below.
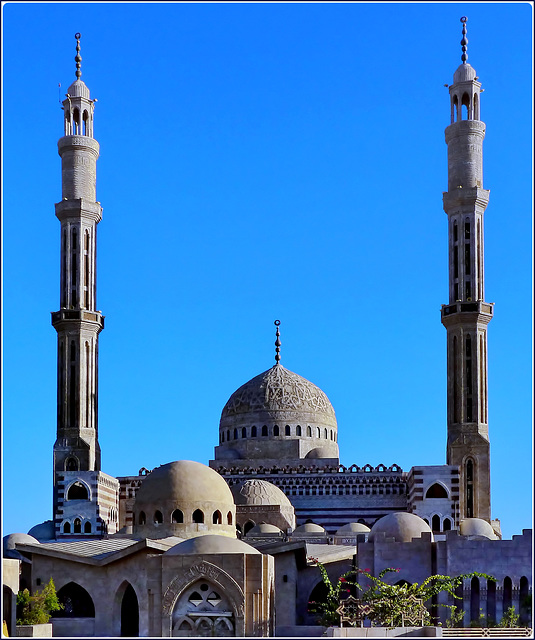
[307,559,495,628]
[445,605,465,628]
[16,578,62,625]
[498,606,520,628]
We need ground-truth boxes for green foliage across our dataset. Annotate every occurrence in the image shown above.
[445,605,465,628]
[16,578,62,625]
[498,606,520,628]
[307,560,495,629]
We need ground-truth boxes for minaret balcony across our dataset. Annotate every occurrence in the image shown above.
[441,300,493,326]
[51,309,104,331]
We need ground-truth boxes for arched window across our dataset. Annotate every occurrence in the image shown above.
[519,576,530,625]
[285,425,291,436]
[120,583,139,637]
[251,426,257,437]
[82,110,89,136]
[212,510,222,525]
[241,427,246,438]
[154,510,163,524]
[307,426,312,437]
[330,430,333,440]
[193,509,204,524]
[503,577,512,613]
[443,517,452,531]
[296,425,302,436]
[432,515,441,532]
[73,518,82,534]
[139,511,146,525]
[487,579,496,625]
[227,511,233,525]
[466,459,474,518]
[244,521,255,535]
[65,457,78,471]
[63,522,71,533]
[220,431,224,443]
[226,430,230,441]
[470,577,480,624]
[316,427,321,438]
[84,521,92,533]
[233,428,238,440]
[55,582,95,618]
[453,95,459,122]
[73,108,80,134]
[67,481,89,500]
[425,483,448,499]
[324,428,328,439]
[273,425,280,436]
[261,425,268,436]
[172,509,183,523]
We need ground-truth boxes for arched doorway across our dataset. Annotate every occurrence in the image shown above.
[121,584,139,637]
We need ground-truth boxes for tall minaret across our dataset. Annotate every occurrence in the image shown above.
[51,34,118,538]
[441,18,493,522]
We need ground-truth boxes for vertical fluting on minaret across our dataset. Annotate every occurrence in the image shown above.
[441,18,492,522]
[52,33,103,479]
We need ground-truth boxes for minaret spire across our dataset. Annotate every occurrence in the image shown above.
[74,32,82,79]
[441,18,493,524]
[460,17,468,63]
[274,320,281,364]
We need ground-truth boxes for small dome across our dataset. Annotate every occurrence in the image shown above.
[305,447,332,459]
[369,513,433,543]
[232,479,292,508]
[136,460,233,506]
[166,534,260,555]
[247,523,283,536]
[67,79,90,99]
[459,518,497,540]
[293,523,326,535]
[28,520,55,542]
[3,533,39,560]
[453,63,477,84]
[335,522,371,535]
[134,460,236,539]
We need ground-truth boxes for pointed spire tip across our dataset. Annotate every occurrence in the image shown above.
[274,320,281,364]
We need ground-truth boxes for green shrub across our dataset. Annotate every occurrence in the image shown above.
[16,578,62,625]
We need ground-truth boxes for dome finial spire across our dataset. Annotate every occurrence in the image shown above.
[460,17,468,63]
[74,32,82,79]
[274,320,281,364]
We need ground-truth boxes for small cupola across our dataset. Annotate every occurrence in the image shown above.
[62,33,95,137]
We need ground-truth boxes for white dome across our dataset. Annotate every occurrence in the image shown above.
[369,512,433,543]
[453,63,477,84]
[459,518,497,540]
[247,523,283,536]
[166,534,260,555]
[232,479,292,508]
[134,460,236,539]
[336,522,370,535]
[293,523,326,535]
[3,533,39,560]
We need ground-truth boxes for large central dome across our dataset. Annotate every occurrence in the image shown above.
[215,364,338,463]
[222,364,336,422]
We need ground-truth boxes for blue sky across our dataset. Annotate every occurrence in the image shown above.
[2,3,532,541]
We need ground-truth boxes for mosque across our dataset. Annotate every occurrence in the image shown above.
[2,20,532,638]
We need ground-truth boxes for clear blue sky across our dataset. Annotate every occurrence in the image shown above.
[2,3,532,541]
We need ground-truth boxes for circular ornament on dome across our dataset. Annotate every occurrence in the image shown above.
[369,512,433,543]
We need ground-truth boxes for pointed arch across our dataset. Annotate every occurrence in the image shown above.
[66,480,90,500]
[54,582,95,617]
[425,482,449,499]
